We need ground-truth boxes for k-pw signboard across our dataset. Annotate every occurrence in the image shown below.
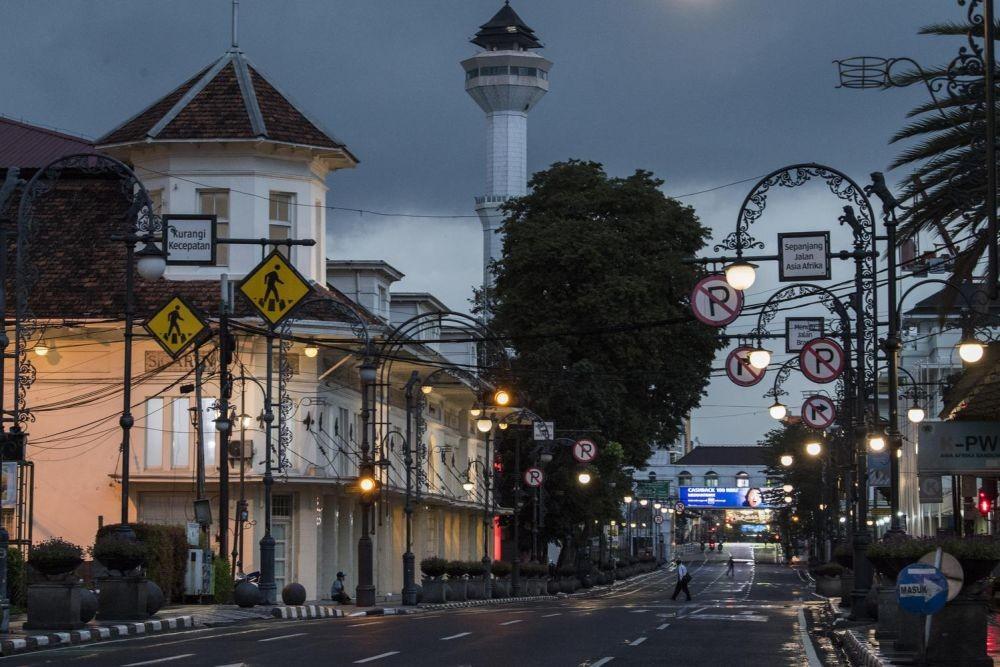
[918,421,1000,474]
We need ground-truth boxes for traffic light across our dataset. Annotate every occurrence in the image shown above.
[978,488,992,517]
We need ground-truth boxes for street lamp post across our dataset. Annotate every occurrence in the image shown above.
[464,457,494,599]
[402,372,421,606]
[356,357,378,608]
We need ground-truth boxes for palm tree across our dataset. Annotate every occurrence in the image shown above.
[887,19,999,283]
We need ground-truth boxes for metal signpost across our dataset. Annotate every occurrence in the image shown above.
[690,274,743,327]
[726,346,766,387]
[163,214,217,265]
[798,337,845,384]
[785,317,824,353]
[777,231,831,281]
[801,395,837,430]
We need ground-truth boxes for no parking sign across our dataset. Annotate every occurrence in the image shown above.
[726,346,766,387]
[798,338,844,384]
[690,275,743,327]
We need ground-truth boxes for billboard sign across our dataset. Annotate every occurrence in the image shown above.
[918,421,1000,474]
[679,486,775,509]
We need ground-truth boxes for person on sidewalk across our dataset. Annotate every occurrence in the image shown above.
[671,560,692,601]
[331,571,352,604]
[726,555,735,577]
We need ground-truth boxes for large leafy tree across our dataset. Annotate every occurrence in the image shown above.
[890,20,1000,280]
[488,160,723,557]
[759,422,829,539]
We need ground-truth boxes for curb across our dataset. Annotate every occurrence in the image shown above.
[272,605,345,620]
[347,608,419,617]
[834,628,889,667]
[0,615,194,656]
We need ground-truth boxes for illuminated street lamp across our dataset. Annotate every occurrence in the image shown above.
[724,260,757,291]
[805,441,822,457]
[768,401,787,420]
[476,417,493,433]
[783,495,794,504]
[867,433,886,452]
[748,346,771,370]
[907,406,925,423]
[493,389,512,406]
[782,483,793,493]
[577,471,592,485]
[420,385,434,395]
[303,344,319,358]
[958,335,985,364]
[780,454,794,467]
[639,499,649,507]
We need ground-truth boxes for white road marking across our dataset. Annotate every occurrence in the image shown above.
[499,619,523,626]
[628,637,647,646]
[798,608,823,667]
[656,623,670,630]
[541,613,562,617]
[628,609,649,613]
[592,658,615,667]
[354,652,400,664]
[440,632,471,641]
[215,664,247,667]
[347,622,381,627]
[123,656,196,666]
[686,613,767,622]
[258,632,308,643]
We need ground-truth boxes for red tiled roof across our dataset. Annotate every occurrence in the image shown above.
[0,173,367,326]
[0,116,94,169]
[96,50,355,162]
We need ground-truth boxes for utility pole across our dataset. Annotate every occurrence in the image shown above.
[217,276,233,561]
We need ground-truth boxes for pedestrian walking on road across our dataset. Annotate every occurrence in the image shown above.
[671,560,692,601]
[331,571,352,604]
[726,555,735,577]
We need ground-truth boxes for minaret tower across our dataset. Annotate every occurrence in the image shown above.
[462,2,551,293]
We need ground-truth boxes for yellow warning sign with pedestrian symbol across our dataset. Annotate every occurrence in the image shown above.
[238,250,313,326]
[144,295,209,358]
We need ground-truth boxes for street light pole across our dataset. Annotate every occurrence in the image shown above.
[511,431,521,596]
[356,357,377,608]
[402,372,420,606]
[259,326,277,605]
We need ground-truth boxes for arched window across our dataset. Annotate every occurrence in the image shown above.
[705,471,719,487]
[678,471,692,487]
[736,472,750,488]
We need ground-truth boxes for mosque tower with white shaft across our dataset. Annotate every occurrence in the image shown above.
[462,2,551,294]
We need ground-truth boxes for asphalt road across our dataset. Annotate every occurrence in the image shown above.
[7,543,840,666]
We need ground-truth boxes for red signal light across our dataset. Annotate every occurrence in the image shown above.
[979,488,992,517]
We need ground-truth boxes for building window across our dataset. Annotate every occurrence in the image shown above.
[144,398,164,469]
[678,471,691,487]
[171,398,190,468]
[378,285,388,315]
[704,471,719,487]
[200,398,218,467]
[269,192,294,257]
[273,494,292,517]
[736,472,750,488]
[198,190,229,266]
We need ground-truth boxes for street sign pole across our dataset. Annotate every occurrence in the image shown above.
[259,324,277,606]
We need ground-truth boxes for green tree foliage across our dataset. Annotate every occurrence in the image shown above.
[213,557,234,604]
[889,20,1000,280]
[489,160,723,553]
[759,422,829,536]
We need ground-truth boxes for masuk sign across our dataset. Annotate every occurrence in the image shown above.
[777,231,830,282]
[918,421,1000,474]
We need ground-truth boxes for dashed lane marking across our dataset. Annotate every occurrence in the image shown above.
[591,658,615,667]
[440,632,471,641]
[354,652,400,664]
[258,632,308,643]
[628,637,648,646]
[123,656,196,667]
[628,609,650,613]
[347,622,381,628]
[541,613,562,618]
[499,619,523,626]
[656,623,670,630]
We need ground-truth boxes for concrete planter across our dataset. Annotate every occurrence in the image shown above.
[491,578,509,598]
[839,573,854,608]
[466,579,487,600]
[421,578,447,604]
[875,583,899,641]
[815,575,840,597]
[25,583,86,630]
[446,579,468,602]
[559,577,575,593]
[546,579,560,594]
[919,590,992,666]
[96,576,150,622]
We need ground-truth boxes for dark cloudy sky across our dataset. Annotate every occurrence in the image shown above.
[0,1,958,443]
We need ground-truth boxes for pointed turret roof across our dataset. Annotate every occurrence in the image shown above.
[472,2,542,50]
[97,49,357,165]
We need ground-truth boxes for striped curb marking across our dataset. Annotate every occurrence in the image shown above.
[271,605,345,619]
[1,615,194,656]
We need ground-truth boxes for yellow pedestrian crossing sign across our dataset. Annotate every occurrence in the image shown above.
[144,295,209,358]
[239,250,313,326]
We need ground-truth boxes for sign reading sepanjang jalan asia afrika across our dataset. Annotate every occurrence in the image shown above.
[679,486,776,509]
[918,421,1000,474]
[777,231,830,282]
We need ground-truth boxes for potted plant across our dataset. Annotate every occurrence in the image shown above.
[466,560,487,599]
[28,538,83,578]
[491,560,511,597]
[558,564,577,593]
[92,535,148,575]
[445,560,468,601]
[420,557,448,603]
[810,562,843,597]
[522,562,543,595]
[24,538,87,631]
